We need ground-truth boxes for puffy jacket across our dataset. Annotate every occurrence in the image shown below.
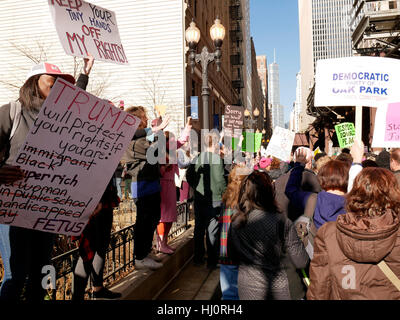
[307,209,400,300]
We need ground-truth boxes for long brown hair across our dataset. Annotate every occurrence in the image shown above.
[346,167,400,218]
[232,170,278,227]
[18,75,44,110]
[222,165,247,209]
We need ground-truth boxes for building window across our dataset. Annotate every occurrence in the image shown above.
[192,80,196,96]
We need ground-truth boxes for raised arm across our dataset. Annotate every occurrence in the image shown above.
[285,149,311,210]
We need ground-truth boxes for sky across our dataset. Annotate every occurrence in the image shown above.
[250,0,300,124]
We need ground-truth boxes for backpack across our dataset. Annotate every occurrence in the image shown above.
[0,101,22,166]
[294,192,318,260]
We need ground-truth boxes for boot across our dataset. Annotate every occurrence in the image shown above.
[157,234,174,254]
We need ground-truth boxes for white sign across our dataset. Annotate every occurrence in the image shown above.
[48,0,128,65]
[372,102,400,148]
[0,78,139,236]
[315,56,400,107]
[265,127,295,162]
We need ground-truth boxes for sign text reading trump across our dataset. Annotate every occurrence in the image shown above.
[0,78,139,236]
[49,0,128,65]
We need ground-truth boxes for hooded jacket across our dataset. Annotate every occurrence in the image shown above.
[285,163,345,229]
[307,210,400,300]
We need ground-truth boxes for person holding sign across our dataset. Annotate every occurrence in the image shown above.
[0,55,94,301]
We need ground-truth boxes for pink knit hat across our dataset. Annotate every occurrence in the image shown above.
[259,157,272,169]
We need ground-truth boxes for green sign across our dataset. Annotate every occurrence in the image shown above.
[241,132,263,153]
[335,122,356,149]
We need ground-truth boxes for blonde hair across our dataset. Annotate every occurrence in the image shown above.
[314,155,331,173]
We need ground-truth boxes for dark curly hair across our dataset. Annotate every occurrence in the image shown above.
[346,167,400,218]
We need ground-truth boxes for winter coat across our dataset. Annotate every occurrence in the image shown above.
[186,151,227,206]
[228,209,309,300]
[122,128,161,198]
[307,210,400,300]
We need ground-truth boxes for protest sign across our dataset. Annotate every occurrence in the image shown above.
[223,105,244,138]
[48,0,128,65]
[334,122,356,149]
[315,56,400,107]
[241,132,262,153]
[265,127,295,162]
[0,78,139,236]
[372,102,400,148]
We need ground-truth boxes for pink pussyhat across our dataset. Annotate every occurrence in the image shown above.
[259,157,272,169]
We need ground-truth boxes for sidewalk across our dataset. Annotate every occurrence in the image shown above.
[107,223,221,301]
[156,261,221,300]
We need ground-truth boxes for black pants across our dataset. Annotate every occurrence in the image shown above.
[3,227,55,301]
[193,199,221,266]
[133,192,161,260]
[72,208,113,301]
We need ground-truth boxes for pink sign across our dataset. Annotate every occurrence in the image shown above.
[384,102,400,141]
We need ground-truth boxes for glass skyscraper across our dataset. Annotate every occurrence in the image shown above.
[268,60,284,129]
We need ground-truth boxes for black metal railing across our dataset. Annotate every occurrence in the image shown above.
[50,200,191,300]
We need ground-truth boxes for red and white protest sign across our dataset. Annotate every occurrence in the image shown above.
[0,78,139,236]
[48,0,128,65]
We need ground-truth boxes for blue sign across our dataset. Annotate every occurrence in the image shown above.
[191,96,198,120]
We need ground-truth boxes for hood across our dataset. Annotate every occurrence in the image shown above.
[268,169,283,180]
[313,191,346,229]
[336,210,400,263]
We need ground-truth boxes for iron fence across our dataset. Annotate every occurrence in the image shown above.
[49,200,190,300]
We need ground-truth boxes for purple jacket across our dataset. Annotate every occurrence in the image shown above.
[285,163,346,229]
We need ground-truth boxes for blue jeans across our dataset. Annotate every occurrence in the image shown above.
[0,224,12,297]
[220,264,239,300]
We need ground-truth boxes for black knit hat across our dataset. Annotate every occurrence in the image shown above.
[376,150,391,170]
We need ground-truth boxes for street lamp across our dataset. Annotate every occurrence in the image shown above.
[186,18,225,129]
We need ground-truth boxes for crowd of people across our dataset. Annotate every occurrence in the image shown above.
[1,56,400,301]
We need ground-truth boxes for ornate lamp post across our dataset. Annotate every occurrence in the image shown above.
[253,108,260,131]
[185,18,225,129]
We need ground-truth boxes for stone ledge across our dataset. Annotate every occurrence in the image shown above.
[109,226,194,300]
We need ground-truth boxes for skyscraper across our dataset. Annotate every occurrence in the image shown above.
[268,52,284,129]
[298,0,353,131]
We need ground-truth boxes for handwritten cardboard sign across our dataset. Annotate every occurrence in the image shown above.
[315,56,400,107]
[224,105,244,138]
[265,127,295,162]
[335,122,356,149]
[48,0,128,65]
[372,102,400,148]
[0,78,139,236]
